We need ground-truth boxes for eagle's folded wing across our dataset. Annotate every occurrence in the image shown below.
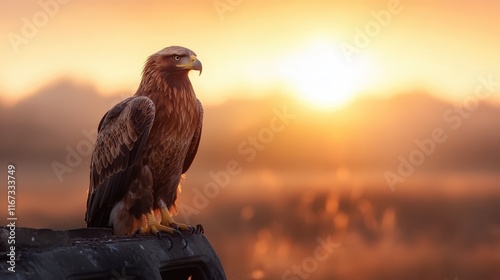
[85,96,155,227]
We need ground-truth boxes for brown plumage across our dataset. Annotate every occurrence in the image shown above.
[85,46,203,236]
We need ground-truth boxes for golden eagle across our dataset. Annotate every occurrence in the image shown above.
[85,46,203,236]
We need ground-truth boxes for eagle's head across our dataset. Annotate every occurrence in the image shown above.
[149,46,202,75]
[139,46,202,93]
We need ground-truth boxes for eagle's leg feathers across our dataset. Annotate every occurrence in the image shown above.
[136,212,181,237]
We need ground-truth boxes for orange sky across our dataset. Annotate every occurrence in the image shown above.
[1,0,499,108]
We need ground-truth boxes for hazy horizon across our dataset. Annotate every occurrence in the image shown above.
[1,78,499,224]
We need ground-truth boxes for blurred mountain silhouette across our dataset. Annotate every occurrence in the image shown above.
[2,78,499,174]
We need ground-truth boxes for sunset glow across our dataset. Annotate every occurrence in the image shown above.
[279,40,371,109]
[0,0,499,107]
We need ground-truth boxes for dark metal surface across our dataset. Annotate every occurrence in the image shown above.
[0,227,227,280]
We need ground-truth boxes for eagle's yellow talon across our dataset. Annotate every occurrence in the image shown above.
[138,213,178,236]
[160,207,193,232]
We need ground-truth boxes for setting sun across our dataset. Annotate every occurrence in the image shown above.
[279,40,370,110]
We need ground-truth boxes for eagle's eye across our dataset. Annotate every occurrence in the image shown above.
[173,55,181,61]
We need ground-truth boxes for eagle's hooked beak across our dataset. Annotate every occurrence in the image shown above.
[177,55,202,75]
